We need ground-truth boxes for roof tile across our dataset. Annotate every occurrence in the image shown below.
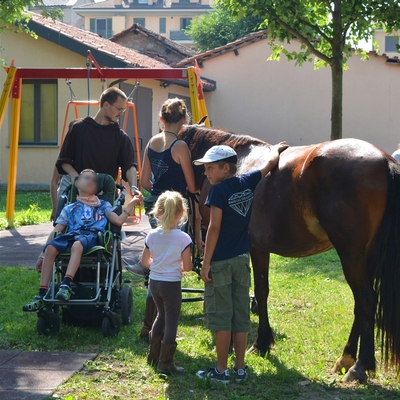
[29,12,169,69]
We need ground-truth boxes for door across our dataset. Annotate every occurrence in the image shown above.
[119,83,153,169]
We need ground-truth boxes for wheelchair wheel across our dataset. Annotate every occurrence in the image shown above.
[37,312,60,336]
[101,314,121,337]
[120,286,133,325]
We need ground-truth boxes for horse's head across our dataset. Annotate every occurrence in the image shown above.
[179,124,271,190]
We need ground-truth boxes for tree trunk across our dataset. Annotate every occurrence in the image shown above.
[330,0,343,141]
[330,60,343,140]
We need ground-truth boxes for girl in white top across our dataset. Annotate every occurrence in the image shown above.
[142,191,192,375]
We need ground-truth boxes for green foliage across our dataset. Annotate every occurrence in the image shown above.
[0,1,61,35]
[219,0,400,67]
[185,3,263,52]
[0,190,52,229]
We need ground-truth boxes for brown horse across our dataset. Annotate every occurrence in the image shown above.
[179,125,400,383]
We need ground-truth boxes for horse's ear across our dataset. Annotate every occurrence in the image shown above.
[197,115,208,126]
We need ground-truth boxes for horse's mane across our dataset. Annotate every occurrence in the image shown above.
[179,125,269,158]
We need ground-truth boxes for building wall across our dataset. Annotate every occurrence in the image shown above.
[0,30,192,184]
[201,39,400,154]
[374,30,400,57]
[81,10,209,42]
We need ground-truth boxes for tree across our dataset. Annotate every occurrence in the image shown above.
[0,1,61,66]
[185,4,263,53]
[219,0,400,140]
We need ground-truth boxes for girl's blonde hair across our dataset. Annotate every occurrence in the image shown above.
[160,98,190,124]
[151,191,188,231]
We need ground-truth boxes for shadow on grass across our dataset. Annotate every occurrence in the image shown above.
[272,249,346,283]
[164,349,400,400]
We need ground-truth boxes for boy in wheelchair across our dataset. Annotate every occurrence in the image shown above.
[23,169,143,312]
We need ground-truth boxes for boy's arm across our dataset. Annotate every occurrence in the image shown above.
[107,195,143,226]
[201,205,222,283]
[259,142,288,179]
[141,246,152,268]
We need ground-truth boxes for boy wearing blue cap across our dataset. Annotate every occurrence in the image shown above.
[194,142,287,383]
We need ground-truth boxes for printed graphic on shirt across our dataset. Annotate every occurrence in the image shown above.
[228,189,254,217]
[150,158,169,180]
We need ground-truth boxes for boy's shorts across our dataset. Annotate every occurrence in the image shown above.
[204,253,251,332]
[45,230,99,254]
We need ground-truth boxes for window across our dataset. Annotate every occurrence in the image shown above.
[385,36,399,52]
[19,80,58,145]
[159,17,166,34]
[134,18,146,27]
[89,18,113,38]
[179,0,190,3]
[180,17,192,30]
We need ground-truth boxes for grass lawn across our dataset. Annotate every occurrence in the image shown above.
[0,190,52,229]
[1,251,400,399]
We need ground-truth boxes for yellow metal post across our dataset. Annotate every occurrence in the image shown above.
[188,67,200,123]
[6,78,22,223]
[0,66,17,129]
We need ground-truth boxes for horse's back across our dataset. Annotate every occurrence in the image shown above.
[250,138,390,258]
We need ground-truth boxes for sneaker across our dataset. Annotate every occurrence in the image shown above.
[55,284,74,301]
[233,366,248,382]
[22,295,45,312]
[124,259,148,278]
[196,367,230,384]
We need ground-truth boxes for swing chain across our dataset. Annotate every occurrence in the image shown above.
[127,80,140,103]
[65,79,77,101]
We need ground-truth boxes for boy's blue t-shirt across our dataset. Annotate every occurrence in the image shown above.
[205,170,262,261]
[55,200,113,233]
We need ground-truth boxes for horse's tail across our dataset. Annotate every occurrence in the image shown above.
[374,159,400,371]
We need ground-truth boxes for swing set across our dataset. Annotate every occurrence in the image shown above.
[0,52,210,223]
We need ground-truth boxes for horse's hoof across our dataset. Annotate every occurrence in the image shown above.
[343,366,367,383]
[332,354,356,374]
[247,345,266,357]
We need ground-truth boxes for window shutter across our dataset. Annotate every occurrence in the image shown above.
[159,18,166,34]
[90,18,96,33]
[106,18,112,38]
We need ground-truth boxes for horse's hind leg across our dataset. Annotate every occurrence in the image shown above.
[248,247,274,356]
[334,252,376,383]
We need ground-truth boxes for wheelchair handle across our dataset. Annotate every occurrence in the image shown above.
[115,184,126,206]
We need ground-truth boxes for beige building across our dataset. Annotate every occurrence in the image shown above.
[0,13,214,185]
[176,31,400,154]
[75,0,214,44]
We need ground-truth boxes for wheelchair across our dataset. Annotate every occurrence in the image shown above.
[37,174,133,337]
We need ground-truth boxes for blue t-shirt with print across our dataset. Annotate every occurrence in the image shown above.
[205,170,262,261]
[55,200,114,233]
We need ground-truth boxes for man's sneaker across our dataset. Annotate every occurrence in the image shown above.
[22,295,45,312]
[196,367,230,384]
[55,284,74,301]
[123,258,148,278]
[233,366,248,382]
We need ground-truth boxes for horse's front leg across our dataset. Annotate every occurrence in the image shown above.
[248,247,274,356]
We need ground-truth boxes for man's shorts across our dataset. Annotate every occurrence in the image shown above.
[45,230,99,254]
[204,253,251,332]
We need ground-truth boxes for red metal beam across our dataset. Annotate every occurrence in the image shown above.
[14,68,188,80]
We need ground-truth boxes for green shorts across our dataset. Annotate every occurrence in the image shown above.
[204,253,251,332]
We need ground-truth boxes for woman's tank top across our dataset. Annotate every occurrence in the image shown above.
[147,139,187,196]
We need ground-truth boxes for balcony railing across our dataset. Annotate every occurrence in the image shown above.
[170,30,191,41]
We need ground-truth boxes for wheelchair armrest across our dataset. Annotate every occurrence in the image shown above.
[114,184,126,207]
[53,194,69,227]
[98,231,104,247]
